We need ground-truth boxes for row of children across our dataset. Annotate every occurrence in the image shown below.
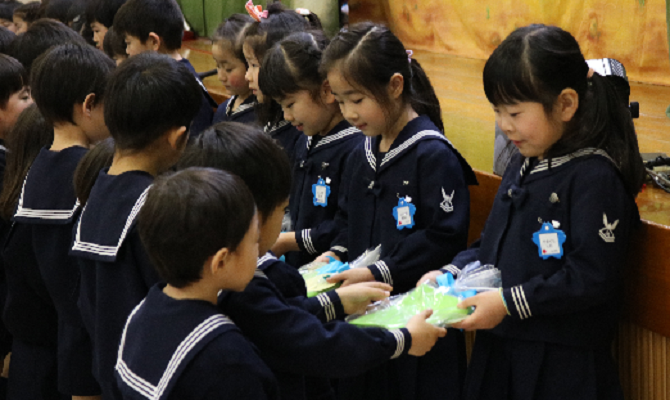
[0,0,646,399]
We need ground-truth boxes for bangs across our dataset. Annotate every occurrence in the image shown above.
[0,55,25,106]
[483,47,541,106]
[258,47,301,101]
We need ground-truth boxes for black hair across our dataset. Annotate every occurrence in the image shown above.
[31,42,115,125]
[177,122,291,222]
[73,137,114,205]
[104,52,201,150]
[0,2,19,21]
[0,25,15,53]
[321,22,444,132]
[113,0,183,51]
[45,0,73,24]
[296,8,322,30]
[86,0,125,28]
[244,3,309,63]
[483,24,645,196]
[213,13,254,66]
[9,18,86,75]
[260,30,329,101]
[0,53,24,108]
[139,167,256,288]
[102,26,126,60]
[13,2,40,23]
[0,104,53,221]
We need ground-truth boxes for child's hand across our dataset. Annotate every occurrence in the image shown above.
[326,268,374,287]
[335,282,393,315]
[406,310,447,356]
[315,251,340,263]
[451,291,507,331]
[270,232,299,257]
[416,270,444,287]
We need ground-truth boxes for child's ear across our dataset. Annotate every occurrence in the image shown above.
[557,88,579,122]
[82,93,97,117]
[321,80,335,104]
[209,247,231,276]
[147,32,161,51]
[166,126,189,150]
[388,73,404,100]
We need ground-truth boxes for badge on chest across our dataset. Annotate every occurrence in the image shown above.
[393,196,416,230]
[532,221,566,260]
[312,177,331,207]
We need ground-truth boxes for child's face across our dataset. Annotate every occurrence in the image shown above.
[327,67,387,138]
[258,199,289,255]
[242,43,263,102]
[91,21,108,50]
[494,101,563,159]
[212,42,249,98]
[125,34,152,57]
[277,89,333,137]
[224,212,260,292]
[12,16,26,34]
[0,19,15,33]
[0,86,32,136]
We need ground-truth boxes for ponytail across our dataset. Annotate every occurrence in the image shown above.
[409,58,443,132]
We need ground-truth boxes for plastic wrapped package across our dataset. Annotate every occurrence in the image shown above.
[347,261,502,328]
[299,246,382,297]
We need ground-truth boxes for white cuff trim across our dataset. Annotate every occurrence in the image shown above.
[510,285,532,320]
[316,293,335,322]
[374,261,393,286]
[389,329,406,359]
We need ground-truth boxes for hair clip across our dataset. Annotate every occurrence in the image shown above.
[245,0,268,22]
[295,8,311,16]
[406,49,413,63]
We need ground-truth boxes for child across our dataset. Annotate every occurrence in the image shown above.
[102,26,127,66]
[319,22,477,400]
[69,52,202,400]
[0,54,31,168]
[260,31,364,268]
[9,18,87,75]
[179,122,446,400]
[86,0,126,50]
[211,14,256,125]
[116,168,280,400]
[113,0,216,136]
[14,42,114,399]
[420,24,645,400]
[242,1,311,161]
[12,1,40,34]
[0,2,20,33]
[0,104,60,400]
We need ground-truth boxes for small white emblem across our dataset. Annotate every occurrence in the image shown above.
[549,193,560,203]
[440,188,454,213]
[598,213,619,243]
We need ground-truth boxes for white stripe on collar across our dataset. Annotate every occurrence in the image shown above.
[117,299,234,400]
[264,120,291,134]
[314,127,360,149]
[226,96,255,117]
[365,130,450,171]
[257,252,277,267]
[0,144,7,152]
[71,185,152,257]
[14,170,80,220]
[529,148,615,175]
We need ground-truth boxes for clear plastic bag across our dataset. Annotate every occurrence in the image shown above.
[437,261,501,297]
[300,245,382,297]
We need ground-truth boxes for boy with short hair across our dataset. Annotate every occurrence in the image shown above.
[85,0,126,50]
[13,42,114,400]
[70,52,202,400]
[115,168,279,400]
[113,0,216,136]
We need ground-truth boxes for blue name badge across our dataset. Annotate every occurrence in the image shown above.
[393,196,416,230]
[532,222,566,260]
[312,177,331,207]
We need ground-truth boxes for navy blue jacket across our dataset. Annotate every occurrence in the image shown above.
[330,116,476,294]
[179,59,216,136]
[444,150,639,348]
[265,120,302,164]
[70,170,159,394]
[116,284,279,400]
[218,264,411,400]
[286,121,364,267]
[212,95,257,125]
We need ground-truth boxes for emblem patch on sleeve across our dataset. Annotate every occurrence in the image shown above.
[440,188,454,213]
[598,213,619,243]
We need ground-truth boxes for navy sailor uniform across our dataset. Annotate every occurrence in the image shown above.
[179,59,216,136]
[0,139,13,360]
[11,146,99,395]
[286,120,364,267]
[212,94,257,125]
[116,284,279,400]
[329,115,476,400]
[218,262,411,400]
[265,120,302,164]
[447,150,637,400]
[70,170,159,400]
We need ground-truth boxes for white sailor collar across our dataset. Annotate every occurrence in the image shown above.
[305,121,360,153]
[365,129,452,172]
[522,148,617,180]
[225,95,256,117]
